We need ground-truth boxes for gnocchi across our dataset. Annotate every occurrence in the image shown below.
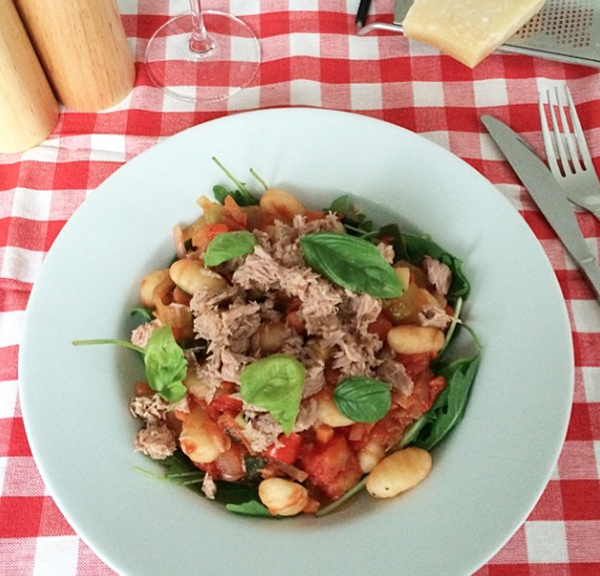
[366,447,432,499]
[258,478,309,516]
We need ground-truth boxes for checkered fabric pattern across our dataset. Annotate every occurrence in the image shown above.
[1,0,600,574]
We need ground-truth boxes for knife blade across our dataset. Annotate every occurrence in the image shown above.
[482,114,600,303]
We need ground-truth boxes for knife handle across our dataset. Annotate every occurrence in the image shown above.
[579,257,600,303]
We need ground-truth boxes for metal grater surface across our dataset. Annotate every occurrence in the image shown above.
[361,0,600,67]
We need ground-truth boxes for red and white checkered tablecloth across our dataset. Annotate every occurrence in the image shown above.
[1,0,600,574]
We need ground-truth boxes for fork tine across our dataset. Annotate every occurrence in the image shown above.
[555,85,583,174]
[539,89,563,180]
[565,85,594,171]
[547,87,571,177]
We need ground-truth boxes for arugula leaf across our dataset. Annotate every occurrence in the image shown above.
[240,355,305,435]
[300,232,402,299]
[226,500,277,517]
[405,354,481,451]
[401,232,470,299]
[212,185,259,207]
[130,306,153,323]
[333,377,391,423]
[73,325,187,403]
[244,455,267,480]
[329,195,373,237]
[204,230,257,267]
[212,157,259,206]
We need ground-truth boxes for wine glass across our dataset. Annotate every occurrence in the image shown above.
[145,0,260,103]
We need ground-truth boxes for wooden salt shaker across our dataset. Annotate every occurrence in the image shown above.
[14,0,135,112]
[0,0,58,154]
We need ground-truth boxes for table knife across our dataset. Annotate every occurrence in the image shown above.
[482,114,600,303]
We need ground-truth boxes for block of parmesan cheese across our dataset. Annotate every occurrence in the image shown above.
[402,0,547,68]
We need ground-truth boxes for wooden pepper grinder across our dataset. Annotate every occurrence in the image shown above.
[0,0,58,153]
[14,0,135,112]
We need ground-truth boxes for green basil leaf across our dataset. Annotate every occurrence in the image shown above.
[333,377,392,423]
[240,355,305,435]
[299,232,401,298]
[144,326,188,403]
[226,500,277,517]
[401,232,470,299]
[408,354,480,451]
[204,230,257,267]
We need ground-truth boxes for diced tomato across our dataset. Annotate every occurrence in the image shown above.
[396,353,434,380]
[428,375,446,403]
[299,434,363,500]
[208,394,243,417]
[224,195,249,228]
[134,381,154,397]
[304,210,326,222]
[367,314,393,342]
[263,432,302,465]
[205,223,230,242]
[192,223,230,252]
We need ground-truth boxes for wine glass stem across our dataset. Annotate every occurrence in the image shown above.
[188,0,215,54]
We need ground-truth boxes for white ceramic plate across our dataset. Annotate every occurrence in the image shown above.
[20,108,573,576]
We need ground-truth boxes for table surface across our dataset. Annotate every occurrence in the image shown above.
[1,1,600,575]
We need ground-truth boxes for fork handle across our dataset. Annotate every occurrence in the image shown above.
[579,257,600,304]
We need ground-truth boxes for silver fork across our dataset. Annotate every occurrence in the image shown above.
[538,82,600,223]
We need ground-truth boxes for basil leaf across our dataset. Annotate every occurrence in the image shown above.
[300,232,402,298]
[407,354,481,451]
[401,232,470,299]
[204,231,257,267]
[333,377,392,423]
[240,355,305,435]
[144,326,188,403]
[226,500,277,517]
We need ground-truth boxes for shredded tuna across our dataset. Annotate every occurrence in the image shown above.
[377,242,395,264]
[241,400,318,452]
[131,319,162,348]
[302,359,326,398]
[293,212,345,235]
[134,422,176,460]
[129,393,171,423]
[423,256,452,297]
[418,304,453,329]
[202,474,217,500]
[377,356,414,396]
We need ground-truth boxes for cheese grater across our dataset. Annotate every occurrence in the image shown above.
[359,0,600,68]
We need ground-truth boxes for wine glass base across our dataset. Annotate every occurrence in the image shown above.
[145,11,260,103]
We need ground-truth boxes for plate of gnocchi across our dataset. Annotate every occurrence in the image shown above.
[20,108,573,576]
